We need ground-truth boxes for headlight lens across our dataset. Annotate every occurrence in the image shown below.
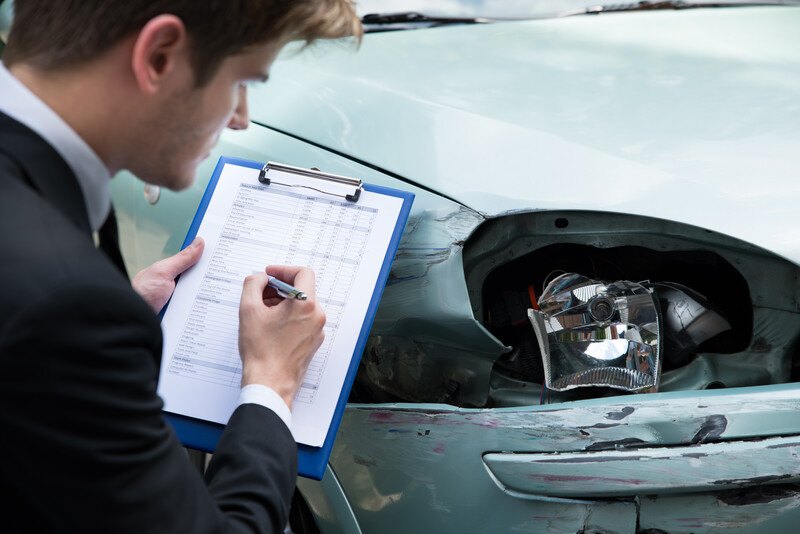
[528,273,661,392]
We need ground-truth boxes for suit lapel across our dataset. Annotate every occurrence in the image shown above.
[0,111,92,236]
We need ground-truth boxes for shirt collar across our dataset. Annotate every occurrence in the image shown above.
[0,61,111,231]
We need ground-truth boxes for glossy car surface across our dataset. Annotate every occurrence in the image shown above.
[11,1,795,532]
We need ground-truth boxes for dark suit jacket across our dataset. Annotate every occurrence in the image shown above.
[0,111,297,533]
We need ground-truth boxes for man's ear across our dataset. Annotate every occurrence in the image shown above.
[130,14,189,95]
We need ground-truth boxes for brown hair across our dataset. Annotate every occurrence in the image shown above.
[4,0,361,85]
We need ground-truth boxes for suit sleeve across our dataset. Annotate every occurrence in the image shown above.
[0,281,295,533]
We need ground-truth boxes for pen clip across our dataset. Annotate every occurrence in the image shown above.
[274,288,294,299]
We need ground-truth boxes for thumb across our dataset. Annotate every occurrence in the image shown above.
[163,237,205,278]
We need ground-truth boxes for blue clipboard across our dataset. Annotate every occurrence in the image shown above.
[161,156,414,480]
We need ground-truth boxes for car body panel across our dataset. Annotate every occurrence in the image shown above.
[252,7,800,263]
[295,466,362,534]
[330,384,800,532]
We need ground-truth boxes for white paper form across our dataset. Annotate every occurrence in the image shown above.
[158,163,403,447]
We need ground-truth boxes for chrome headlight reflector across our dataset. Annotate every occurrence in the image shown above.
[529,273,661,392]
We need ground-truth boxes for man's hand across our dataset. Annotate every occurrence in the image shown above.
[132,237,205,313]
[238,265,326,409]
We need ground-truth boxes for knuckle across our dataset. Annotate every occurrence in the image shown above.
[297,299,315,313]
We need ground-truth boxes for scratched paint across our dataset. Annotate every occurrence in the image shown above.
[639,486,800,532]
[389,205,484,284]
[484,435,800,497]
[325,385,800,533]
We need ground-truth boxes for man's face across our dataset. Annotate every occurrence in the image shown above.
[136,41,283,191]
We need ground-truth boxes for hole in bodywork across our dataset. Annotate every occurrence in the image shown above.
[354,211,800,408]
[469,211,799,407]
[483,244,750,400]
[484,243,750,356]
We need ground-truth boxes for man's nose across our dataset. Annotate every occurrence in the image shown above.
[227,85,249,130]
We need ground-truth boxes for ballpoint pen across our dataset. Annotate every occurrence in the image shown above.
[267,275,308,300]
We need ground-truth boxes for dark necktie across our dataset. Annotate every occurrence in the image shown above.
[98,205,128,278]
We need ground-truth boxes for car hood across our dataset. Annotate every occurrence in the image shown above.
[251,7,800,264]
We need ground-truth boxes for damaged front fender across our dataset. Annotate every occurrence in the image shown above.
[366,204,508,406]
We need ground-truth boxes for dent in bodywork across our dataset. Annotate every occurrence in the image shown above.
[717,484,800,506]
[363,205,506,406]
[482,434,800,498]
[330,387,800,532]
[605,407,635,421]
[462,209,800,408]
[360,336,497,404]
[362,203,800,409]
[388,205,484,284]
[639,484,800,532]
[583,438,646,452]
[691,414,728,444]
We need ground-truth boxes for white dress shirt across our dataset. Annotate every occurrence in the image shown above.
[0,61,292,430]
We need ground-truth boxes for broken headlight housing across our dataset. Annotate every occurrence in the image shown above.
[529,272,732,394]
[529,273,662,392]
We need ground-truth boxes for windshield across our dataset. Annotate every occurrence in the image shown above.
[357,0,800,20]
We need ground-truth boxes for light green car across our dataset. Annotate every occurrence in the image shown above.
[5,1,800,532]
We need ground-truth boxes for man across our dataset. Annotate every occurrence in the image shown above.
[0,1,360,532]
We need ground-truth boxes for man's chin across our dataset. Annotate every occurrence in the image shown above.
[169,172,198,192]
[142,171,197,192]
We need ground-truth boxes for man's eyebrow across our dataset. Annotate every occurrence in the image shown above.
[255,73,270,83]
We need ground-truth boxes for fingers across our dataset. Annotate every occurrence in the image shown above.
[162,237,205,278]
[238,265,326,407]
[241,271,271,309]
[265,265,317,300]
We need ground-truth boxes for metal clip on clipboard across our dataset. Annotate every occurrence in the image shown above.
[258,161,363,202]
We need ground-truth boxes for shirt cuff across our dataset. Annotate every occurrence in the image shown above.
[237,384,292,430]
